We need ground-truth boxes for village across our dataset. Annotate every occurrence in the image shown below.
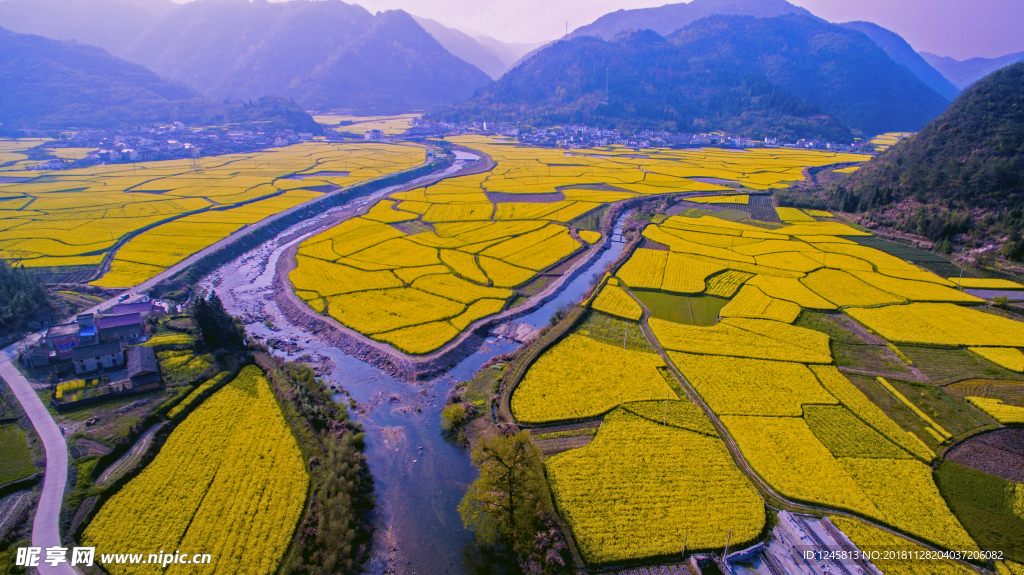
[21,298,169,410]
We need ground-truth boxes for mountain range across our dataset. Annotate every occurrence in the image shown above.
[0,26,320,132]
[1,0,1022,136]
[921,50,1024,90]
[443,14,950,141]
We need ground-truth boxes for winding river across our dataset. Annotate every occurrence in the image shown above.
[200,160,629,574]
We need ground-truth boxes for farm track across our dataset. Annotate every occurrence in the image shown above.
[833,314,929,380]
[0,142,442,575]
[619,290,988,574]
[95,422,166,486]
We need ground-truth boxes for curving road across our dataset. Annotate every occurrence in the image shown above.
[0,142,440,575]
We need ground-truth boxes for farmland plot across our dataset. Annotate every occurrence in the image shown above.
[0,141,425,286]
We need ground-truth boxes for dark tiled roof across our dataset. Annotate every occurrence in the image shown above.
[97,312,142,329]
[109,303,154,316]
[71,342,123,361]
[127,346,158,378]
[45,323,79,338]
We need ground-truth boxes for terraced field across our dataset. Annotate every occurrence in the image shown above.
[0,141,425,286]
[499,198,1024,566]
[290,135,869,354]
[82,366,308,575]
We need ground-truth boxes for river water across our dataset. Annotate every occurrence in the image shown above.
[200,166,628,574]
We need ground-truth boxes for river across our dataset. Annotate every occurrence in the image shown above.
[200,169,629,574]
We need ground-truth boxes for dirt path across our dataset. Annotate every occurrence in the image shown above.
[622,291,984,573]
[96,422,166,486]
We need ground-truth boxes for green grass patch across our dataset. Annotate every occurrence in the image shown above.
[935,461,1024,562]
[569,204,608,232]
[852,236,962,277]
[632,291,726,326]
[577,311,653,352]
[830,341,913,375]
[884,377,994,438]
[533,427,598,441]
[902,345,1024,384]
[945,379,1024,408]
[459,363,506,408]
[0,424,38,484]
[795,312,861,344]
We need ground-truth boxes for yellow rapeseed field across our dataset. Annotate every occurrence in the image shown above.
[591,284,642,320]
[650,317,832,363]
[0,142,425,287]
[965,396,1024,424]
[82,366,308,574]
[719,285,801,323]
[847,303,1024,347]
[670,353,838,416]
[947,277,1024,289]
[546,407,765,564]
[968,347,1024,372]
[286,135,868,354]
[511,334,673,423]
[831,516,975,575]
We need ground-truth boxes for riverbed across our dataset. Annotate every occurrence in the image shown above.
[200,167,628,574]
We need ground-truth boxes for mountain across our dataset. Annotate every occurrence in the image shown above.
[444,15,949,140]
[921,50,1024,90]
[413,16,507,79]
[119,0,491,113]
[473,36,544,69]
[824,62,1024,252]
[0,0,175,57]
[839,21,959,101]
[569,0,814,40]
[441,27,852,142]
[0,26,320,132]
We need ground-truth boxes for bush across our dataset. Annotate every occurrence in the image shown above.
[441,404,468,431]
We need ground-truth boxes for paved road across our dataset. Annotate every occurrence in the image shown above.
[0,360,75,575]
[0,142,439,575]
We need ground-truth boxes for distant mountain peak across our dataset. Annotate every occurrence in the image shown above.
[570,0,815,40]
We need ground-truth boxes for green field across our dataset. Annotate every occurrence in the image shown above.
[0,423,38,484]
[632,291,727,325]
[935,461,1024,562]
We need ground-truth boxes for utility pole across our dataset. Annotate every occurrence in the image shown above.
[565,22,568,39]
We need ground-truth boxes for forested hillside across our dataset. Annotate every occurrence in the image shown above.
[820,62,1024,256]
[443,15,950,140]
[0,26,322,131]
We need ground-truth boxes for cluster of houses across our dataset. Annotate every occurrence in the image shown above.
[35,125,319,170]
[24,301,165,404]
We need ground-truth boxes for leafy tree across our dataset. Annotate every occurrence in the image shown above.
[0,260,53,335]
[458,431,546,549]
[190,292,245,351]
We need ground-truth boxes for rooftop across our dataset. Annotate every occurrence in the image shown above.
[127,346,158,378]
[45,323,79,339]
[97,312,142,329]
[71,341,123,361]
[109,302,154,316]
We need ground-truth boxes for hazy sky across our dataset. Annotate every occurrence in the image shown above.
[173,0,1024,60]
